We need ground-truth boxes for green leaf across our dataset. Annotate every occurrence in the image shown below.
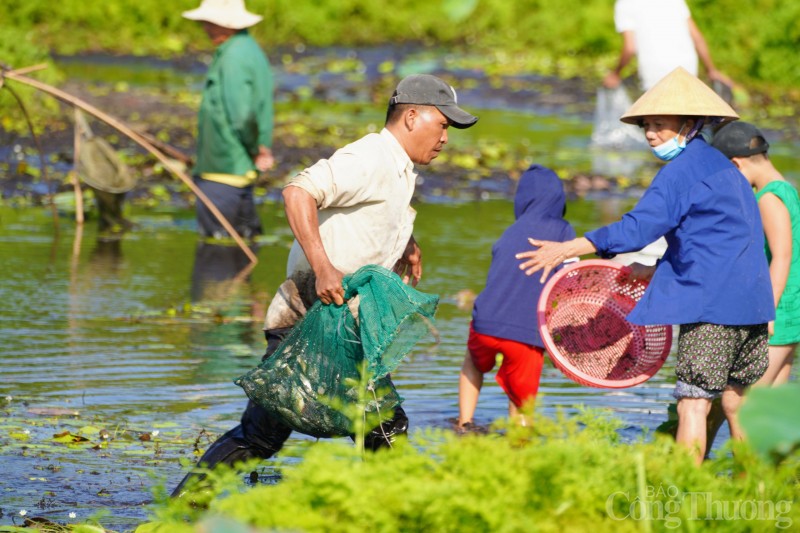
[52,430,90,444]
[73,526,108,533]
[442,0,479,22]
[739,383,800,460]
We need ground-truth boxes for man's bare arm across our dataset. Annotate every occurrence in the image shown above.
[283,185,345,305]
[688,18,734,86]
[603,30,636,88]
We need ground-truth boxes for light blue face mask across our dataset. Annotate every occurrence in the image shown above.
[651,123,688,161]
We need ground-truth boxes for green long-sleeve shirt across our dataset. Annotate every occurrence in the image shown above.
[193,30,274,184]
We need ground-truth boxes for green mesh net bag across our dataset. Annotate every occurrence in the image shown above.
[235,264,439,438]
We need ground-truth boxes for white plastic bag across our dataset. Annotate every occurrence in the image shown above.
[591,87,647,149]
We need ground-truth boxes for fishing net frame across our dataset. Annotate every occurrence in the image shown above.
[74,110,137,194]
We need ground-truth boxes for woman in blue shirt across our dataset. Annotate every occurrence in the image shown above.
[516,67,773,464]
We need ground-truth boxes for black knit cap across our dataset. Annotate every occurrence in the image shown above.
[711,121,769,158]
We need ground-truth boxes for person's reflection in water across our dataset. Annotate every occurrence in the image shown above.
[67,234,126,362]
[88,238,125,273]
[188,242,264,383]
[191,242,255,304]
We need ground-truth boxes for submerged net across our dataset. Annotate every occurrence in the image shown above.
[77,136,137,194]
[73,110,136,194]
[235,265,439,438]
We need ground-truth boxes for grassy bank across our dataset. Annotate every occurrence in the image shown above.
[1,0,798,91]
[1,0,797,183]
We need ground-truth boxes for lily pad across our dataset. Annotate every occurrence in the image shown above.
[52,431,91,444]
[28,407,80,417]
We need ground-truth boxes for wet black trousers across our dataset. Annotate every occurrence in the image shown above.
[193,177,262,239]
[171,327,409,497]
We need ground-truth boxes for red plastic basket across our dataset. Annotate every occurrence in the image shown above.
[537,259,672,388]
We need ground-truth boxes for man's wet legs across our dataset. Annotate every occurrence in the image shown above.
[363,404,409,451]
[171,328,293,498]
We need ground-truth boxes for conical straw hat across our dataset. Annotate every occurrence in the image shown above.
[620,67,739,125]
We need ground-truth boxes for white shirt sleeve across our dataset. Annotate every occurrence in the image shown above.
[614,0,636,33]
[676,0,692,20]
[287,150,378,210]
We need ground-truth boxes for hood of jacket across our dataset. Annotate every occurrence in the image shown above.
[514,164,567,221]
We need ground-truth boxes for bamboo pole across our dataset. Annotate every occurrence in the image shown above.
[8,64,49,76]
[1,67,258,264]
[134,128,194,166]
[71,108,85,225]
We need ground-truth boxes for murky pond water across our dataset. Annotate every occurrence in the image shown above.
[0,198,741,530]
[2,50,799,531]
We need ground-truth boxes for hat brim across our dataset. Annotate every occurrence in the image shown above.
[436,104,479,129]
[620,67,739,125]
[182,7,262,29]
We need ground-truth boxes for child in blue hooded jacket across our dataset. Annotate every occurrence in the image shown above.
[458,165,576,430]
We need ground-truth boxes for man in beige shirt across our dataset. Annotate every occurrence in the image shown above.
[173,74,478,497]
[265,127,420,329]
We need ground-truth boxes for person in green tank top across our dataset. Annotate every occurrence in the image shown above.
[713,121,799,385]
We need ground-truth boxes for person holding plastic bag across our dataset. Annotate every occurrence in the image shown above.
[594,1,734,153]
[603,0,734,93]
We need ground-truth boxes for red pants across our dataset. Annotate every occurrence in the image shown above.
[468,323,545,407]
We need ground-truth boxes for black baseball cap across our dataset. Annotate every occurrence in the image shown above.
[711,121,770,158]
[389,74,479,129]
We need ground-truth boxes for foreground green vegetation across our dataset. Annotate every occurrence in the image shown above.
[1,386,798,532]
[138,407,799,533]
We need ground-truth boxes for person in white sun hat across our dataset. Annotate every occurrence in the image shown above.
[517,67,773,465]
[182,0,275,239]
